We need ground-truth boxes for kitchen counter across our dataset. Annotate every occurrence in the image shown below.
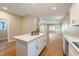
[14,33,45,43]
[14,33,47,56]
[64,35,79,54]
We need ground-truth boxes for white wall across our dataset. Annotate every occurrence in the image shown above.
[22,16,38,34]
[0,10,39,42]
[62,13,70,34]
[62,12,79,37]
[0,10,22,41]
[0,10,45,42]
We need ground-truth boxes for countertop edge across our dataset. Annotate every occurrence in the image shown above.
[64,35,79,53]
[14,33,45,43]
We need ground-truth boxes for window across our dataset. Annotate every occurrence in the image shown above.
[40,25,46,32]
[0,20,6,30]
[49,24,61,32]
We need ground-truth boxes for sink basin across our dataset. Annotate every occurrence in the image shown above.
[72,42,79,48]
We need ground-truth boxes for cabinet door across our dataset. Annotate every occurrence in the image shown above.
[37,36,44,54]
[70,4,79,25]
[38,35,47,54]
[28,39,38,56]
[36,38,42,55]
[28,35,47,56]
[43,35,47,46]
[69,44,79,56]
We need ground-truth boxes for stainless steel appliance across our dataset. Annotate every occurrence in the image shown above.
[65,39,69,56]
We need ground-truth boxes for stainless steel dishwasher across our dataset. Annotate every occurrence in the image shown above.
[65,38,69,56]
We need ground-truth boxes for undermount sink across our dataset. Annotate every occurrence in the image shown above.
[72,42,79,48]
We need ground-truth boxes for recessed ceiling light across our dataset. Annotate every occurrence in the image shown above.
[3,7,8,10]
[52,7,56,10]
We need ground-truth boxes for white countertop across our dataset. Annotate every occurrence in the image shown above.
[64,35,79,53]
[14,33,45,43]
[64,35,79,42]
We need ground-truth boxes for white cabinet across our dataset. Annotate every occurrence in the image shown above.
[38,35,47,54]
[70,4,79,25]
[16,34,47,56]
[28,39,38,56]
[69,43,79,56]
[28,35,47,56]
[16,40,28,56]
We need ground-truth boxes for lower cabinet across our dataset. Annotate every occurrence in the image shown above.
[27,35,47,56]
[28,39,38,56]
[69,43,79,56]
[16,35,47,56]
[38,35,47,54]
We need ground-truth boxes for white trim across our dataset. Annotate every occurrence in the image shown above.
[8,39,16,42]
[7,19,9,42]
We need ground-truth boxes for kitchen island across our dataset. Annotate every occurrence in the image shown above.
[14,33,47,56]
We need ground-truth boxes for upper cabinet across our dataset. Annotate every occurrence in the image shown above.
[70,4,79,26]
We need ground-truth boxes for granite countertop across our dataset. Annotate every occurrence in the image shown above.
[14,33,45,43]
[64,35,79,53]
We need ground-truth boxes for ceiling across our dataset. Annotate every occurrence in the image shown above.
[0,3,72,24]
[40,15,65,24]
[0,3,72,17]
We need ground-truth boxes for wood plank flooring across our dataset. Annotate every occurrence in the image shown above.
[0,33,64,56]
[40,33,64,56]
[0,41,16,56]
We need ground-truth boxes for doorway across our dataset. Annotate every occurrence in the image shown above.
[47,24,62,41]
[40,24,62,41]
[40,24,63,56]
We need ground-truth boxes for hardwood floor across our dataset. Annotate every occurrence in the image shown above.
[40,33,64,56]
[0,41,16,56]
[0,33,64,56]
